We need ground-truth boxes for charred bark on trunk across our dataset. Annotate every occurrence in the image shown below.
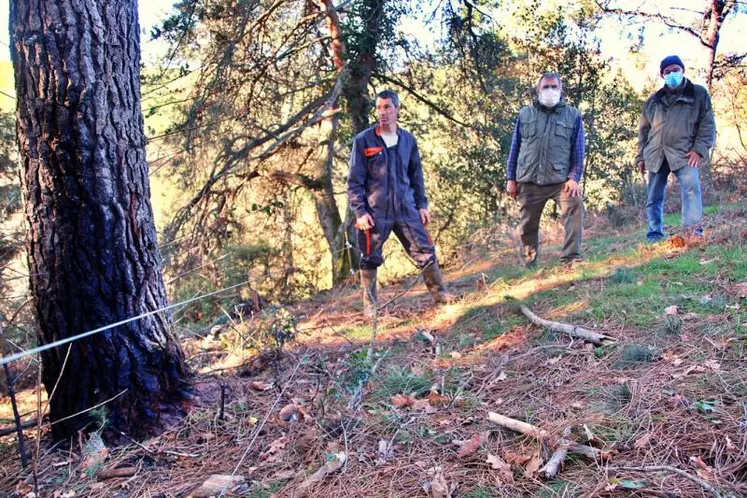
[10,0,187,440]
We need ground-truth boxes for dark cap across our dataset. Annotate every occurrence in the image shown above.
[660,55,684,75]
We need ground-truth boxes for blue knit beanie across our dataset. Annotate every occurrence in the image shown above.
[660,55,684,75]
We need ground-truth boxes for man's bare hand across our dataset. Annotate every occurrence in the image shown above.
[419,208,432,226]
[506,180,518,200]
[355,213,374,230]
[564,179,581,197]
[685,150,701,168]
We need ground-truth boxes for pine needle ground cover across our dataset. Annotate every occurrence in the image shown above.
[2,201,746,497]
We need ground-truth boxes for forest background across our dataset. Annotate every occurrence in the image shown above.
[0,0,746,328]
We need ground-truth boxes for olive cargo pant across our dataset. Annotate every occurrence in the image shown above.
[518,182,583,266]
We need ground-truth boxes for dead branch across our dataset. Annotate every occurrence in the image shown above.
[594,1,709,47]
[291,452,346,497]
[487,411,548,439]
[539,427,572,479]
[1,362,29,468]
[609,466,723,498]
[487,412,606,462]
[375,261,434,311]
[519,305,615,346]
[373,72,472,129]
[269,170,325,190]
[0,418,37,437]
[568,443,606,461]
[96,467,138,480]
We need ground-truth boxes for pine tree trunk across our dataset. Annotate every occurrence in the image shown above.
[10,0,187,440]
[342,0,387,136]
[311,114,359,284]
[314,0,362,285]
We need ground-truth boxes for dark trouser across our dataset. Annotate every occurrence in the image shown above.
[518,182,583,266]
[358,216,436,270]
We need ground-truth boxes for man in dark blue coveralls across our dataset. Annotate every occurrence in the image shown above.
[348,90,455,316]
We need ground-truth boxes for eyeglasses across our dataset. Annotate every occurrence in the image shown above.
[662,67,683,76]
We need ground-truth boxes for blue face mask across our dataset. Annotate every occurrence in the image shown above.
[664,71,683,88]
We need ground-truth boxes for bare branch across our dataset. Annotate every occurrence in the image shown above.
[595,1,712,48]
[373,72,472,128]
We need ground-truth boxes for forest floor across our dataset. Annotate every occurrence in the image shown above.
[2,194,747,497]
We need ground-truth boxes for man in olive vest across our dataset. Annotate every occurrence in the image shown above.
[637,55,716,242]
[506,72,585,267]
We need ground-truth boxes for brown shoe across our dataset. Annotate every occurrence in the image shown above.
[422,262,456,304]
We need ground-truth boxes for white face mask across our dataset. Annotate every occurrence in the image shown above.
[539,88,561,107]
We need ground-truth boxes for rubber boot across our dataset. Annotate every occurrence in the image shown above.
[360,268,378,318]
[422,262,456,304]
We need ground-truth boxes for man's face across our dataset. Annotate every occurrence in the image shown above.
[661,63,684,77]
[376,97,399,128]
[538,77,561,93]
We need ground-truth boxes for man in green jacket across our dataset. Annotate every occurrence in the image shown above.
[637,55,716,242]
[506,72,585,267]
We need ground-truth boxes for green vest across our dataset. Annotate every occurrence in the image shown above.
[516,102,580,185]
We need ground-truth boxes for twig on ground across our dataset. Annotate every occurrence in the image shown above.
[0,418,38,437]
[218,383,226,421]
[40,390,128,429]
[487,412,605,461]
[487,411,548,438]
[609,466,723,498]
[96,466,138,480]
[583,423,603,448]
[539,427,572,479]
[520,305,615,346]
[375,261,433,310]
[2,361,29,468]
[366,286,378,364]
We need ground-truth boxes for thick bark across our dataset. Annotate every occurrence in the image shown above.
[10,0,187,440]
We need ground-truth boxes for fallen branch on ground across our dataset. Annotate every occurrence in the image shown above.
[291,452,347,497]
[0,418,37,437]
[609,466,723,498]
[520,305,615,346]
[487,412,606,463]
[97,467,138,480]
[539,427,572,479]
[487,412,548,439]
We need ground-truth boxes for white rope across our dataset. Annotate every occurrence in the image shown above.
[0,279,252,367]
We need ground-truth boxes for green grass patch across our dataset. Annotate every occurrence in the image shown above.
[537,480,576,497]
[482,315,524,340]
[662,204,720,226]
[609,267,638,284]
[375,367,432,398]
[342,324,374,340]
[462,487,502,498]
[614,344,657,369]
